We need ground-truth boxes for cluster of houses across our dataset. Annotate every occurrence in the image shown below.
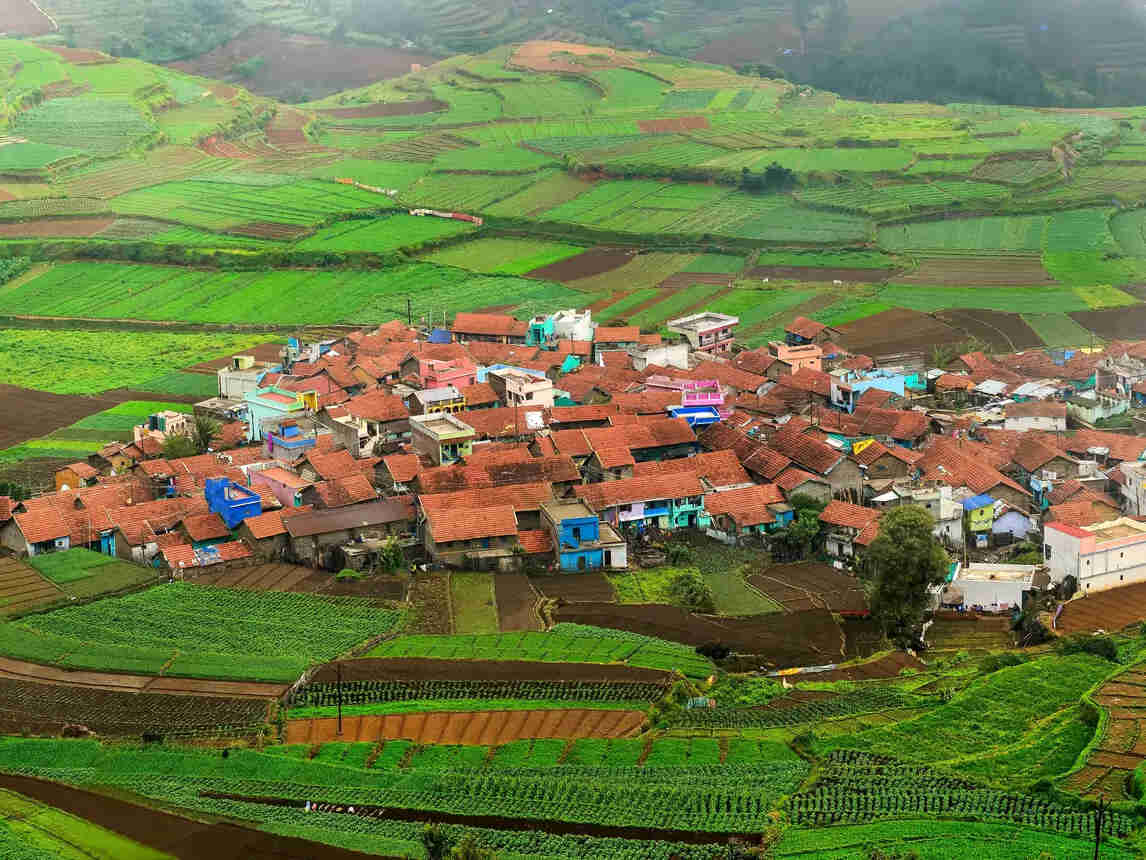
[6,306,1146,613]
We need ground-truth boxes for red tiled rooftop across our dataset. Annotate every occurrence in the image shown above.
[574,472,703,509]
[451,312,528,338]
[425,504,518,543]
[819,499,880,530]
[382,453,421,483]
[311,474,378,508]
[343,390,409,423]
[516,529,553,554]
[705,484,785,527]
[785,316,826,340]
[243,509,287,539]
[182,513,230,542]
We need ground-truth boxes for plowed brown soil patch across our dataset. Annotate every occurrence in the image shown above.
[638,116,710,133]
[1070,305,1146,341]
[530,573,617,603]
[230,221,311,240]
[0,0,54,36]
[837,308,965,364]
[554,603,844,668]
[199,138,256,160]
[286,708,645,744]
[658,273,735,288]
[935,308,1043,352]
[587,289,632,313]
[748,265,896,282]
[318,100,445,119]
[0,655,287,699]
[526,247,635,282]
[749,562,868,615]
[1056,582,1146,634]
[0,385,184,450]
[803,652,925,682]
[0,216,114,238]
[899,256,1055,285]
[1065,661,1146,800]
[0,557,61,616]
[493,574,540,631]
[181,342,284,375]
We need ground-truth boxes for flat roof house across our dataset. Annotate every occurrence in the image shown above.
[410,413,475,466]
[666,311,739,355]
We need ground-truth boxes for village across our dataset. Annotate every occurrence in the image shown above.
[4,304,1146,631]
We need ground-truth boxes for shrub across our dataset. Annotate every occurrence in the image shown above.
[668,570,715,613]
[1058,633,1118,662]
[335,568,362,582]
[980,652,1026,674]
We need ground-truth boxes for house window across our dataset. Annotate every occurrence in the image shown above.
[572,526,581,541]
[1044,544,1052,559]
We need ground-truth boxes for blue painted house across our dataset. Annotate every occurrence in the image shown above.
[540,500,628,571]
[205,477,262,529]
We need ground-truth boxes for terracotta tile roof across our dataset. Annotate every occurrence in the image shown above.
[1047,498,1118,528]
[13,508,69,544]
[769,427,844,476]
[419,482,554,515]
[162,544,197,569]
[1047,479,1087,506]
[574,473,703,509]
[697,422,792,480]
[425,504,518,543]
[311,474,378,508]
[252,483,282,511]
[182,513,231,542]
[137,436,163,457]
[935,373,975,391]
[457,382,500,407]
[632,450,750,487]
[856,388,893,409]
[455,407,544,440]
[548,404,619,425]
[464,443,532,465]
[1012,435,1070,473]
[639,333,662,346]
[704,484,786,527]
[853,440,922,467]
[153,531,184,548]
[683,360,766,394]
[255,467,311,490]
[840,355,875,372]
[1064,430,1146,463]
[243,509,287,539]
[779,367,832,398]
[418,464,494,493]
[215,540,253,561]
[452,312,528,338]
[62,462,99,480]
[516,529,553,554]
[820,500,880,530]
[306,449,368,480]
[582,418,696,454]
[775,467,825,493]
[600,351,633,369]
[594,326,640,344]
[138,459,174,477]
[732,349,777,376]
[917,438,1029,497]
[1005,401,1067,419]
[855,519,881,546]
[591,446,637,469]
[382,453,421,483]
[549,429,592,457]
[0,496,10,523]
[786,316,826,340]
[552,338,593,357]
[343,390,409,423]
[734,392,790,417]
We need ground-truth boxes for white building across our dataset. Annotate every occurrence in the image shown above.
[629,342,689,371]
[666,311,739,355]
[1044,517,1146,594]
[487,367,555,409]
[1003,401,1067,432]
[1119,461,1146,516]
[551,308,594,343]
[945,562,1047,612]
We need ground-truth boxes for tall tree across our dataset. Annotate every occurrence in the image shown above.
[192,415,221,454]
[862,505,948,646]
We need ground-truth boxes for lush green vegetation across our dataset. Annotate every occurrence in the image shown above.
[449,573,499,635]
[0,584,403,681]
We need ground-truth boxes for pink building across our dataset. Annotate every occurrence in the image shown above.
[680,380,729,418]
[404,356,477,390]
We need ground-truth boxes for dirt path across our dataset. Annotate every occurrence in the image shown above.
[286,708,646,744]
[1063,664,1146,800]
[0,774,384,860]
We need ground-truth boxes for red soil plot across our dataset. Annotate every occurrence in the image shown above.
[285,708,646,744]
[638,116,711,133]
[493,574,541,631]
[42,45,113,64]
[799,651,925,682]
[749,563,868,615]
[230,221,312,240]
[1070,305,1146,341]
[0,216,114,238]
[510,41,636,74]
[0,0,55,36]
[0,384,136,449]
[526,247,636,282]
[199,138,256,160]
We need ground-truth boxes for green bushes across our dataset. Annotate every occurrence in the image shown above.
[1057,634,1119,662]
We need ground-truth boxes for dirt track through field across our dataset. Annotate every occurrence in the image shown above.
[0,774,383,860]
[286,708,645,744]
[0,655,288,699]
[492,574,541,631]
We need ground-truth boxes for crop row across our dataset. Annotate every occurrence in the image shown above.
[670,686,925,728]
[290,679,670,709]
[788,750,1133,838]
